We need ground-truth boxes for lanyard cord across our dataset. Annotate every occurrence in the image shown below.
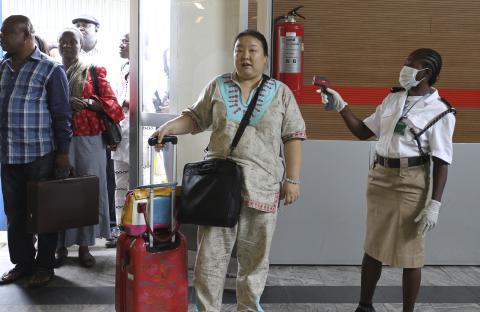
[401,92,430,119]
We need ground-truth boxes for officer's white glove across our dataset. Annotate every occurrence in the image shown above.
[315,87,348,112]
[414,199,441,236]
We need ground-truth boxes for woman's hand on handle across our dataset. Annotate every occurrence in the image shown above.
[151,124,170,149]
[149,114,198,149]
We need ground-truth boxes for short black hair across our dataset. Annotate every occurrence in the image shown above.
[3,15,35,38]
[409,48,442,85]
[234,29,268,57]
[34,35,49,54]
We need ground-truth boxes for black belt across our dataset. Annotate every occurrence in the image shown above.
[375,154,429,168]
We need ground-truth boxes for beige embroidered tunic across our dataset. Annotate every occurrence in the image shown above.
[183,73,306,212]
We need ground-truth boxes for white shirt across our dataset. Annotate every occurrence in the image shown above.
[111,61,130,164]
[363,88,455,164]
[80,42,119,85]
[111,113,130,163]
[116,61,130,104]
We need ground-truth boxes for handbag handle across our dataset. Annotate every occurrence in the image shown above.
[87,66,117,126]
[230,74,269,154]
[140,203,180,243]
[89,65,101,96]
[86,65,106,115]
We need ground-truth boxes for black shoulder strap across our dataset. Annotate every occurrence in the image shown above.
[390,86,405,93]
[230,74,269,153]
[89,65,100,96]
[440,97,456,112]
[414,105,456,139]
[410,101,456,156]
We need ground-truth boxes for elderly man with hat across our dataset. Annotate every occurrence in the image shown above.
[72,14,100,55]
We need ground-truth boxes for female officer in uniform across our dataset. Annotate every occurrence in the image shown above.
[318,48,455,312]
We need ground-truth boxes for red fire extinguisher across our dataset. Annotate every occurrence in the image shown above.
[273,6,305,99]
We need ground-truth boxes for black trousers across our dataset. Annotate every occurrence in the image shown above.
[106,149,116,228]
[1,152,57,271]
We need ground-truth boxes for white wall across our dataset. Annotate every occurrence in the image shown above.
[270,141,480,265]
[2,0,129,56]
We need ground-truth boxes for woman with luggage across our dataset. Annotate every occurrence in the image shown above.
[56,27,124,267]
[318,48,455,312]
[151,29,306,311]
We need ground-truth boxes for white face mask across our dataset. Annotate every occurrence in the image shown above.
[399,66,428,90]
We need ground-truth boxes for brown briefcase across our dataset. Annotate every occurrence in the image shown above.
[27,175,100,234]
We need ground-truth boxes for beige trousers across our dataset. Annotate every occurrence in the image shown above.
[193,206,277,312]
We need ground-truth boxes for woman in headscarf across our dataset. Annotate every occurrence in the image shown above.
[56,27,124,267]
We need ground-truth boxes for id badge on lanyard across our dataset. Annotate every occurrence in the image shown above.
[394,117,407,135]
[394,93,429,136]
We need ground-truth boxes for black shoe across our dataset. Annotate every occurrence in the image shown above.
[79,251,96,268]
[105,238,117,248]
[0,266,33,285]
[355,305,376,312]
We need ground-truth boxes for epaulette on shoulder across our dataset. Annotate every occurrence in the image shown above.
[390,86,405,93]
[440,97,457,115]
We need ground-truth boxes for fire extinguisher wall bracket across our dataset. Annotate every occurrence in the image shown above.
[273,6,305,99]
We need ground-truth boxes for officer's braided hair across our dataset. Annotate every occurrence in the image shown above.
[409,48,442,85]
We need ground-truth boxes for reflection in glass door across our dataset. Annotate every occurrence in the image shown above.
[130,0,250,187]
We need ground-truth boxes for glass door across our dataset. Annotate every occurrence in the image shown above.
[129,0,253,187]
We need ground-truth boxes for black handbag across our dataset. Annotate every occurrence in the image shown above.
[179,75,268,227]
[88,65,122,146]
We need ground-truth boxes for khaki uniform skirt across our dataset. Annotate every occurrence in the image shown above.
[364,162,430,268]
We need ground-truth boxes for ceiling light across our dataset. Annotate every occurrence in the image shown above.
[193,2,205,10]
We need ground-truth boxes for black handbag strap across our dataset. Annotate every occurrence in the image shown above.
[230,74,269,153]
[89,65,101,96]
[87,65,111,118]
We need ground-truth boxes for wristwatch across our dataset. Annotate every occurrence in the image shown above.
[86,99,94,105]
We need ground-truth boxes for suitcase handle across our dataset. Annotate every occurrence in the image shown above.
[135,182,177,191]
[147,135,178,246]
[148,135,177,146]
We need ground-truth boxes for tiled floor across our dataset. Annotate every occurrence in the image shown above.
[0,239,479,311]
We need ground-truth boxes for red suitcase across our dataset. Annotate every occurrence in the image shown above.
[115,136,188,312]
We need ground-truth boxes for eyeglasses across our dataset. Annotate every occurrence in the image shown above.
[75,22,95,29]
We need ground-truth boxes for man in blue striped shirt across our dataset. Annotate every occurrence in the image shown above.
[0,15,72,287]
